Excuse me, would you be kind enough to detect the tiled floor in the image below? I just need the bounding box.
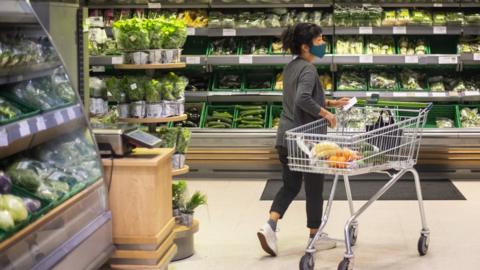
[170,179,480,270]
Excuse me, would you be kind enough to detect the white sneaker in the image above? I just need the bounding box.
[308,233,337,251]
[257,223,278,256]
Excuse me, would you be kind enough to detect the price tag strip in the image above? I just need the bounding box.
[239,55,253,64]
[393,26,407,34]
[186,56,201,65]
[18,121,31,138]
[0,128,8,147]
[222,29,236,36]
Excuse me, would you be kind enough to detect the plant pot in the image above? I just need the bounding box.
[129,101,146,118]
[162,49,182,64]
[176,98,185,115]
[89,98,108,116]
[172,154,186,169]
[146,103,163,118]
[163,100,178,117]
[181,213,193,227]
[173,208,181,217]
[117,104,129,118]
[130,51,149,65]
[148,49,163,64]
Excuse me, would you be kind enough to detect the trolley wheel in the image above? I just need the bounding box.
[337,258,352,270]
[418,234,429,256]
[349,225,358,247]
[299,253,314,270]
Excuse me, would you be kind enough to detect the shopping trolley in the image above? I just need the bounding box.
[285,101,433,270]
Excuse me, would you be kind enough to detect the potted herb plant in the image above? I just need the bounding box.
[181,191,207,227]
[126,77,146,118]
[145,79,163,118]
[173,128,191,169]
[106,77,129,118]
[172,180,187,219]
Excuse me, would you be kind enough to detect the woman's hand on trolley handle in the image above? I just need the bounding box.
[320,108,336,128]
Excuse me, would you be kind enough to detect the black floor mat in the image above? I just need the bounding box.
[260,179,466,201]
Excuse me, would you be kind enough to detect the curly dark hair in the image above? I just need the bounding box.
[281,23,323,55]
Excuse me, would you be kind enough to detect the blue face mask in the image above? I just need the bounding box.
[310,43,326,58]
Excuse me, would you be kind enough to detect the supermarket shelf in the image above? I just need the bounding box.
[461,25,480,35]
[335,26,462,35]
[118,114,188,124]
[461,53,480,64]
[206,55,333,65]
[172,165,190,176]
[0,61,62,85]
[332,91,480,101]
[333,54,460,65]
[181,55,208,65]
[461,3,480,7]
[90,55,125,66]
[0,0,36,23]
[88,3,210,9]
[209,2,332,8]
[335,2,461,8]
[206,27,334,37]
[0,104,85,159]
[113,63,186,70]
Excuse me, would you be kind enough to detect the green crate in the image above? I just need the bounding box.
[207,38,241,56]
[397,70,430,92]
[336,71,368,91]
[269,105,283,129]
[0,97,40,126]
[243,72,274,92]
[183,102,206,128]
[368,73,400,92]
[457,104,480,128]
[395,37,431,55]
[234,104,268,129]
[202,105,235,128]
[182,37,209,56]
[211,71,243,92]
[239,38,271,56]
[1,90,75,113]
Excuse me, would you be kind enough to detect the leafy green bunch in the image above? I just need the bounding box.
[113,18,150,51]
[160,16,188,49]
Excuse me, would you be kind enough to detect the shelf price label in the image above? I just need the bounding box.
[393,26,407,34]
[186,56,201,64]
[91,66,105,73]
[393,92,408,97]
[431,92,447,97]
[415,92,429,97]
[239,55,253,64]
[18,121,30,137]
[54,111,64,125]
[0,128,8,147]
[359,27,373,34]
[147,2,161,9]
[67,107,76,120]
[36,117,46,131]
[464,91,480,96]
[449,91,460,97]
[438,56,458,64]
[433,3,443,7]
[405,55,419,64]
[433,26,447,34]
[474,53,480,61]
[111,56,124,65]
[187,28,196,36]
[222,29,236,36]
[304,3,314,8]
[359,55,373,63]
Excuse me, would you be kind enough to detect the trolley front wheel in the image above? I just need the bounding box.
[337,258,353,270]
[418,234,429,256]
[299,253,314,270]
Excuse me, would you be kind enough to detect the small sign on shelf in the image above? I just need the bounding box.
[393,26,407,34]
[359,27,373,34]
[433,26,447,35]
[222,29,236,36]
[239,55,253,64]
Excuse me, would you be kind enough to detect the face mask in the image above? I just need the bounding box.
[310,43,326,58]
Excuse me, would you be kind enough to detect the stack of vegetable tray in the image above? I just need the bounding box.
[211,71,243,92]
[174,102,206,128]
[211,71,274,92]
[397,104,460,128]
[202,105,235,128]
[235,105,268,128]
[0,97,39,126]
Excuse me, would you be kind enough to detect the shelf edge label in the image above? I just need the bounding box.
[222,29,236,36]
[111,56,124,65]
[36,117,46,131]
[54,111,64,125]
[405,55,419,63]
[18,121,30,138]
[433,26,447,34]
[0,129,8,147]
[239,55,253,64]
[304,3,314,8]
[464,91,480,96]
[359,27,373,34]
[393,92,408,97]
[91,66,105,73]
[438,56,458,64]
[187,28,196,36]
[359,55,373,63]
[431,92,447,97]
[393,26,407,34]
[186,56,201,64]
[148,3,162,9]
[474,53,480,61]
[67,107,77,120]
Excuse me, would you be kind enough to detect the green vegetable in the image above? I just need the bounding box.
[105,77,125,103]
[145,79,161,103]
[7,163,42,192]
[0,97,22,122]
[176,128,191,154]
[0,195,28,223]
[113,18,150,51]
[157,127,179,148]
[0,210,14,230]
[125,77,145,102]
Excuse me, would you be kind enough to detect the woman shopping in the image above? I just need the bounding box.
[257,23,350,257]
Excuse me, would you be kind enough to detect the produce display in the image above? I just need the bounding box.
[458,36,480,54]
[272,117,280,129]
[235,105,266,129]
[184,74,210,92]
[334,4,383,27]
[365,36,395,55]
[5,133,101,202]
[8,70,76,111]
[399,69,427,91]
[398,37,428,55]
[271,40,287,54]
[370,71,397,90]
[428,76,446,92]
[319,73,333,91]
[436,118,454,128]
[209,38,239,55]
[244,73,272,90]
[410,10,433,26]
[465,13,480,25]
[0,36,57,68]
[205,108,233,128]
[156,126,192,154]
[242,38,270,55]
[175,105,203,128]
[336,36,363,55]
[275,72,283,90]
[337,71,366,91]
[112,16,187,50]
[216,72,242,90]
[460,107,480,128]
[383,9,411,26]
[339,106,381,129]
[179,10,208,28]
[0,97,23,123]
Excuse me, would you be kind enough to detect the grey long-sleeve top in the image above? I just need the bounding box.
[276,57,326,148]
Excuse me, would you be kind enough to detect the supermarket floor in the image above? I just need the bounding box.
[169,179,480,270]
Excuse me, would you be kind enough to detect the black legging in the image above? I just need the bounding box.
[270,146,325,229]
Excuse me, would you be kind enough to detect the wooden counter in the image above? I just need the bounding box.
[103,148,176,269]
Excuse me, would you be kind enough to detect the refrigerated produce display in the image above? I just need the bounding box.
[0,1,113,269]
[85,0,480,177]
